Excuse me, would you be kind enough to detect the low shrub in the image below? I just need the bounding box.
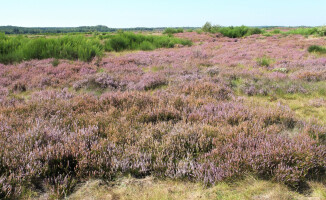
[308,45,326,54]
[295,71,325,82]
[317,26,326,36]
[0,88,324,198]
[239,79,309,96]
[104,32,191,52]
[163,28,184,34]
[46,175,77,199]
[182,81,233,100]
[202,22,213,33]
[283,28,318,36]
[51,59,60,67]
[73,73,120,90]
[271,29,281,34]
[201,22,264,38]
[130,73,167,91]
[204,132,325,188]
[272,68,288,73]
[196,29,203,34]
[139,41,155,51]
[106,36,129,52]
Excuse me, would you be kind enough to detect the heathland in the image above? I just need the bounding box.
[0,24,325,199]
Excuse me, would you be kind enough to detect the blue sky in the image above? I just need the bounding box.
[1,0,325,27]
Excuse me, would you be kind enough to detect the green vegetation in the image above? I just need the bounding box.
[0,33,102,64]
[256,56,274,67]
[269,26,326,37]
[248,91,326,126]
[163,28,184,34]
[308,45,326,54]
[51,58,60,67]
[218,26,263,38]
[0,32,192,64]
[0,25,199,35]
[271,29,281,34]
[283,27,318,36]
[104,32,192,52]
[0,25,154,34]
[196,29,203,34]
[201,22,264,38]
[317,26,326,36]
[201,22,326,38]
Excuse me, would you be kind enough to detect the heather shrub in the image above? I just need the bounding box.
[205,133,325,188]
[187,102,252,126]
[0,87,9,98]
[182,81,233,100]
[99,91,155,110]
[138,107,181,123]
[192,49,208,59]
[130,73,167,91]
[0,176,21,200]
[31,89,74,101]
[240,79,269,96]
[239,79,309,96]
[0,88,324,198]
[258,105,296,129]
[1,27,326,199]
[12,82,27,92]
[286,84,307,94]
[73,73,119,90]
[206,66,220,76]
[294,71,326,82]
[46,175,77,199]
[303,122,326,145]
[151,123,214,178]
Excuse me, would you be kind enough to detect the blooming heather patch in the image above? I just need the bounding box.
[0,34,326,199]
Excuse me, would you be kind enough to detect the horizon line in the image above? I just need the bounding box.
[0,25,321,29]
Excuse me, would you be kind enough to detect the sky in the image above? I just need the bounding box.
[1,0,325,28]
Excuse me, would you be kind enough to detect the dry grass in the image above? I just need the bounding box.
[247,94,326,125]
[65,176,326,200]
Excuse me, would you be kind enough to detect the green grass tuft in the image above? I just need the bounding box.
[308,45,326,54]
